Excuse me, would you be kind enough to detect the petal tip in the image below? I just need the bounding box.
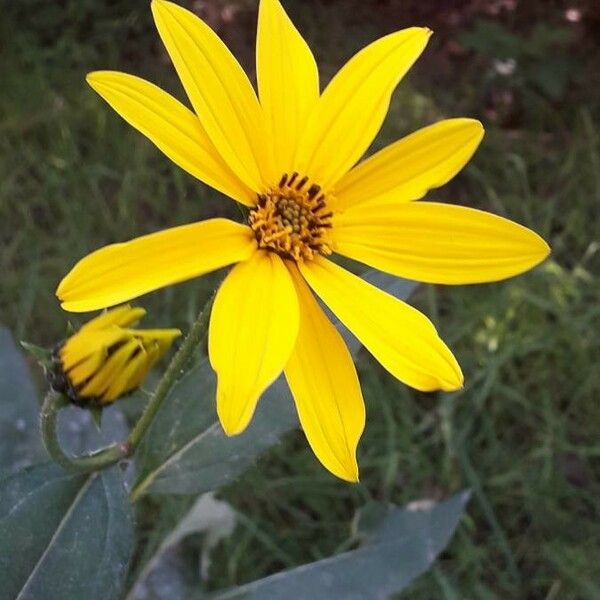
[150,0,165,19]
[538,237,551,259]
[460,118,485,143]
[219,413,247,437]
[151,0,174,17]
[440,376,464,393]
[451,367,465,391]
[333,460,360,483]
[440,354,464,391]
[447,376,465,392]
[86,71,112,93]
[60,301,89,314]
[216,387,253,437]
[526,230,551,268]
[217,402,244,437]
[220,424,238,437]
[471,118,485,135]
[347,468,360,484]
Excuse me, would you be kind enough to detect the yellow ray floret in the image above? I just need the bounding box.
[333,201,550,284]
[53,306,181,406]
[285,266,364,482]
[208,251,299,435]
[56,0,550,480]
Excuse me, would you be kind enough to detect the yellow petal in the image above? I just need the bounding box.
[79,305,146,333]
[151,0,271,190]
[79,339,140,399]
[295,28,431,190]
[335,119,484,208]
[103,353,143,402]
[333,201,551,284]
[132,329,182,345]
[209,251,299,435]
[86,71,253,205]
[285,265,364,482]
[123,347,159,394]
[256,0,319,175]
[65,350,106,387]
[299,257,463,392]
[103,343,161,402]
[57,219,256,312]
[61,328,126,371]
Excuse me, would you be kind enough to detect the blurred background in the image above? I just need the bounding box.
[1,0,599,597]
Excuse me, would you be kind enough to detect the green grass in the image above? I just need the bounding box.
[2,1,599,598]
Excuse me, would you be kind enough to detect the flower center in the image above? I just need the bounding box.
[249,172,333,261]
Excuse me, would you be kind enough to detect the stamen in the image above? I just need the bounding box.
[295,175,308,190]
[307,184,321,199]
[248,174,334,262]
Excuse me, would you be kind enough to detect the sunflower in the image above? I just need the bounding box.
[57,0,549,480]
[50,305,181,406]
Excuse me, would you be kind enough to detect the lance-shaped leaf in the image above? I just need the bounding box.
[210,491,470,600]
[132,269,417,498]
[0,327,45,472]
[132,362,297,498]
[0,463,134,600]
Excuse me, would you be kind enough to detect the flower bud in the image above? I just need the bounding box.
[48,305,181,407]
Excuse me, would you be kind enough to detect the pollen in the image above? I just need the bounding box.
[249,172,333,261]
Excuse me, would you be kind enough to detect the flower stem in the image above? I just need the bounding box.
[126,297,212,452]
[39,296,213,475]
[41,390,127,472]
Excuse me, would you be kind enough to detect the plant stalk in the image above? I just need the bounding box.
[126,297,212,451]
[41,390,127,472]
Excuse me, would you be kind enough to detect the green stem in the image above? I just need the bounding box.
[40,296,213,475]
[41,390,127,472]
[126,297,212,451]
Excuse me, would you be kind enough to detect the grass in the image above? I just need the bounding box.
[2,1,599,598]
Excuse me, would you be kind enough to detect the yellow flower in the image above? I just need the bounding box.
[56,0,549,480]
[51,305,181,406]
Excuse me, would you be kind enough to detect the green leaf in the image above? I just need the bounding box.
[132,362,297,497]
[0,462,134,600]
[0,327,45,472]
[132,270,416,498]
[210,491,470,600]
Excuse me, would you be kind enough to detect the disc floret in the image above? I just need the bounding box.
[249,172,333,261]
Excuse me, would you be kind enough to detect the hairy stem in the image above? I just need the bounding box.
[127,297,212,452]
[40,390,127,472]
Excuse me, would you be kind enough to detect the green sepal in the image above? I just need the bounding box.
[90,406,103,430]
[19,341,53,370]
